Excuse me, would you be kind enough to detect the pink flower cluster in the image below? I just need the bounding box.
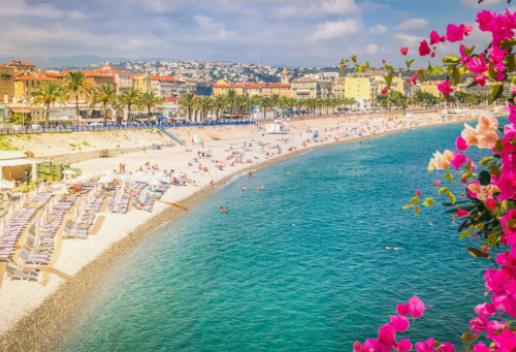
[353,296,453,352]
[405,9,515,95]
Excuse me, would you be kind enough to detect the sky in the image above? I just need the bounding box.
[0,0,511,67]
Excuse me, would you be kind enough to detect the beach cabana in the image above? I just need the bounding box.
[0,151,43,183]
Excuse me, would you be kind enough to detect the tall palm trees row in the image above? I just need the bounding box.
[179,91,355,122]
[30,71,163,127]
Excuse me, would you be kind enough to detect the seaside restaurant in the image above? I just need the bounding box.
[0,151,42,187]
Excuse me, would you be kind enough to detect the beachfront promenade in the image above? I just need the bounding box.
[0,110,487,350]
[0,120,256,136]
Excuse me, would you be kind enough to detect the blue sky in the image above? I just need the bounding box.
[0,0,511,67]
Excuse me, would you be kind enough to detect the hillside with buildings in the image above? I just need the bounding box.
[0,58,498,126]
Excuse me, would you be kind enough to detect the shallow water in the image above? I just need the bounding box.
[60,123,488,351]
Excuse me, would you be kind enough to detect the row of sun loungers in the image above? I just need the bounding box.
[7,196,76,281]
[64,193,105,240]
[0,208,36,262]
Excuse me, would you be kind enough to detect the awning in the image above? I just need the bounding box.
[0,158,44,167]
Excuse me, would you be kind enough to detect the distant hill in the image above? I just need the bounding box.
[0,55,129,69]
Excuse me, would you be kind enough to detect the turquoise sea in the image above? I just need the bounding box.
[60,123,488,351]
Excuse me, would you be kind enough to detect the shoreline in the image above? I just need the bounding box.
[0,112,479,351]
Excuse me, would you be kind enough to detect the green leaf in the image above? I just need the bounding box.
[351,54,357,63]
[453,66,461,85]
[446,191,457,205]
[443,172,454,181]
[468,247,490,258]
[479,156,494,166]
[459,231,469,239]
[384,71,393,88]
[438,187,449,195]
[422,197,435,207]
[499,38,516,50]
[489,83,503,104]
[442,55,460,64]
[405,59,414,69]
[461,331,477,346]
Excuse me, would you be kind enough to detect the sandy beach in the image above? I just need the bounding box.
[0,111,486,351]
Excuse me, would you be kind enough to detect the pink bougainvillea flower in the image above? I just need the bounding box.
[432,180,442,186]
[397,296,427,318]
[415,338,435,352]
[438,342,456,352]
[469,316,487,332]
[463,25,473,36]
[381,87,389,96]
[485,197,497,210]
[472,342,490,352]
[427,149,454,171]
[398,338,413,352]
[446,24,466,42]
[400,47,409,56]
[473,74,487,87]
[450,152,467,171]
[377,324,397,350]
[494,72,506,81]
[474,302,497,319]
[437,80,453,96]
[466,53,488,74]
[476,10,493,31]
[455,136,468,151]
[415,189,422,197]
[457,208,469,218]
[389,315,410,333]
[429,30,444,45]
[418,40,431,56]
[409,74,418,86]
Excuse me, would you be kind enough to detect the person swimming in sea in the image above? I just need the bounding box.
[219,206,229,214]
[242,186,248,192]
[385,246,404,251]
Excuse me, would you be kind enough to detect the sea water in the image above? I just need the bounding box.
[61,123,488,351]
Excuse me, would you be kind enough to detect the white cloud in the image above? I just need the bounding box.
[395,18,428,31]
[273,0,358,18]
[310,19,361,41]
[193,15,237,40]
[365,44,379,54]
[370,24,388,34]
[0,0,87,20]
[321,0,359,15]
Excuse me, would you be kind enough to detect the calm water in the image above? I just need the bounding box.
[60,124,488,352]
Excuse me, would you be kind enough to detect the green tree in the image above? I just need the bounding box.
[211,94,227,121]
[92,84,116,125]
[119,88,141,124]
[140,91,164,122]
[65,71,88,120]
[179,92,195,122]
[30,82,66,128]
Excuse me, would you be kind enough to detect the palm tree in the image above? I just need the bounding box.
[211,94,227,121]
[93,84,116,125]
[65,71,88,120]
[225,90,238,118]
[140,91,164,122]
[196,96,212,122]
[257,96,273,120]
[31,82,66,128]
[120,88,141,124]
[236,95,252,119]
[179,92,195,122]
